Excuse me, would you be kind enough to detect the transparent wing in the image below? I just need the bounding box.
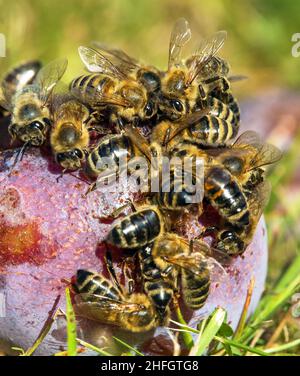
[92,41,139,72]
[233,131,282,170]
[35,58,68,103]
[73,294,144,323]
[187,30,227,85]
[168,18,191,69]
[247,180,271,220]
[78,46,127,80]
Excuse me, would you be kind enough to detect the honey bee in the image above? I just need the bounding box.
[138,244,175,319]
[72,266,163,332]
[91,42,162,95]
[150,233,211,310]
[1,58,67,146]
[208,131,281,254]
[174,131,281,254]
[106,205,166,249]
[50,99,91,171]
[159,18,240,146]
[85,133,141,179]
[0,60,42,119]
[70,46,159,129]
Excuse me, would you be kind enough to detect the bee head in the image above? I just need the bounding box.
[17,117,50,146]
[56,148,84,170]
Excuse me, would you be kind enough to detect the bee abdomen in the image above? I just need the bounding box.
[3,60,42,93]
[107,208,162,248]
[86,134,134,178]
[72,269,120,301]
[139,245,175,312]
[182,267,210,309]
[70,74,110,103]
[205,167,250,228]
[190,114,233,146]
[158,169,200,209]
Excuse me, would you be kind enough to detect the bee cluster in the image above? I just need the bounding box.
[0,19,281,333]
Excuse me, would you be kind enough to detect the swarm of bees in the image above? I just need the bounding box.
[0,18,282,333]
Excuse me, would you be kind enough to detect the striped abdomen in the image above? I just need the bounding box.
[157,168,202,210]
[70,74,112,104]
[85,134,135,178]
[139,245,175,315]
[3,60,42,95]
[188,97,238,146]
[106,208,162,249]
[72,269,121,302]
[182,261,210,309]
[205,166,250,229]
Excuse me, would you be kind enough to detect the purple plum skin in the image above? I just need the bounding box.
[0,147,268,356]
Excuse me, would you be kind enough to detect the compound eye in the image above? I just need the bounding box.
[73,149,83,159]
[171,100,183,112]
[43,117,51,126]
[144,102,154,117]
[56,153,66,163]
[29,121,44,131]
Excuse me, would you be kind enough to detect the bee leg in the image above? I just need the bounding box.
[104,248,124,295]
[83,181,97,197]
[8,142,29,176]
[56,169,67,183]
[122,256,136,295]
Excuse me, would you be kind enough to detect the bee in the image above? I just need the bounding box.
[85,133,141,179]
[91,42,162,95]
[72,263,163,332]
[70,46,159,129]
[159,18,240,146]
[1,58,67,146]
[0,60,42,119]
[106,205,166,249]
[138,244,175,319]
[208,131,281,254]
[50,99,91,171]
[150,233,211,310]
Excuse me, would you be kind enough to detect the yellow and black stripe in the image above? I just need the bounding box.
[106,207,162,249]
[182,261,210,309]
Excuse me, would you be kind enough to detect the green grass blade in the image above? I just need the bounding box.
[175,306,194,349]
[214,336,268,356]
[189,308,226,356]
[112,336,144,356]
[65,288,77,356]
[240,255,300,343]
[264,339,300,354]
[76,339,113,356]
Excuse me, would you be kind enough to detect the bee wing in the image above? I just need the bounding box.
[35,58,68,104]
[91,41,139,72]
[248,180,271,220]
[168,18,191,70]
[187,30,227,85]
[164,107,210,145]
[78,46,127,80]
[73,295,144,323]
[233,131,282,170]
[70,83,132,108]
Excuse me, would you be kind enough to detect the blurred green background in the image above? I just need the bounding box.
[0,0,300,96]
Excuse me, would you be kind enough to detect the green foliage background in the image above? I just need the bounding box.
[0,0,299,95]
